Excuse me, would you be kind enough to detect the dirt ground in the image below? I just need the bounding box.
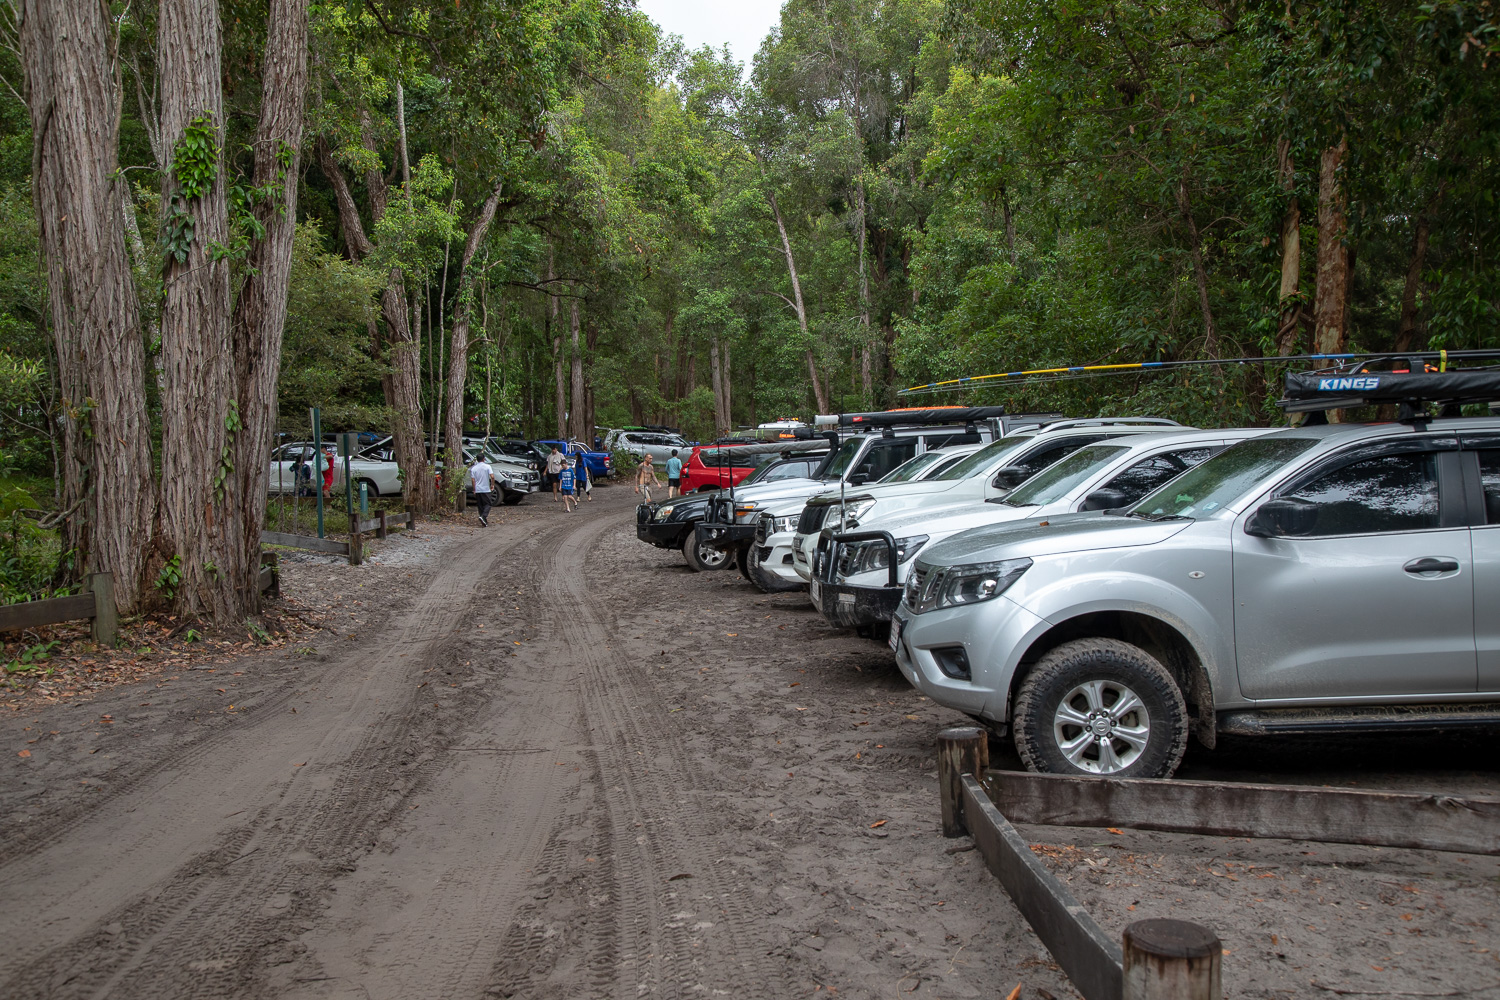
[1,483,1496,999]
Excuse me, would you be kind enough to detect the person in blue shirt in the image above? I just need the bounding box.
[558,463,577,512]
[665,449,683,498]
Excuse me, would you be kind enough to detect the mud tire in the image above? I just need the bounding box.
[1012,638,1188,779]
[747,545,802,594]
[682,536,732,572]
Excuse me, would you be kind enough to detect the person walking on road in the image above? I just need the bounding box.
[635,454,660,502]
[574,449,591,502]
[469,453,498,526]
[545,445,566,502]
[665,449,683,498]
[559,462,577,512]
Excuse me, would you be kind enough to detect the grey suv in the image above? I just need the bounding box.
[891,418,1500,778]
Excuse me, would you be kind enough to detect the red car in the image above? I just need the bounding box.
[680,443,763,492]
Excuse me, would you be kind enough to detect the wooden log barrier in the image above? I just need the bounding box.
[88,572,117,645]
[987,770,1500,856]
[1123,920,1221,1000]
[347,513,363,567]
[260,530,349,556]
[960,773,1124,1000]
[377,510,388,539]
[937,726,989,837]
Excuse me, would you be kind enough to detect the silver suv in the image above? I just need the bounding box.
[891,418,1500,778]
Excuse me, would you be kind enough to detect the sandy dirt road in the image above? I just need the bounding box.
[1,488,1067,1000]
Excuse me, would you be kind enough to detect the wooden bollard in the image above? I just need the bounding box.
[377,510,388,539]
[348,513,363,566]
[1123,919,1221,1000]
[937,726,989,837]
[88,572,118,646]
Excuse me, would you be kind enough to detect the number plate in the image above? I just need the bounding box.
[809,578,821,607]
[888,615,903,652]
[792,536,804,555]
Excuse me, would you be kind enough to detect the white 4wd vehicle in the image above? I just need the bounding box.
[892,416,1500,779]
[789,419,1183,582]
[268,442,403,497]
[807,428,1272,628]
[744,443,984,593]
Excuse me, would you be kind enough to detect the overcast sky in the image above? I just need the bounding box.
[636,0,785,72]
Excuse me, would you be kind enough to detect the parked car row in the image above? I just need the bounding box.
[634,387,1500,780]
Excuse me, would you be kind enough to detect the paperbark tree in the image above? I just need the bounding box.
[569,296,585,442]
[1313,138,1351,355]
[1275,139,1304,356]
[442,180,505,496]
[1175,174,1218,358]
[17,0,157,611]
[224,0,311,614]
[156,0,234,616]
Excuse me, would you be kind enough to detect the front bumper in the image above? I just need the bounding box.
[636,504,692,548]
[809,579,903,628]
[695,521,755,551]
[891,597,1048,723]
[754,532,804,585]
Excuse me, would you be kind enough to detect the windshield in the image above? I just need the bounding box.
[1005,445,1129,507]
[933,435,1034,481]
[820,439,865,479]
[882,451,945,483]
[1130,436,1319,519]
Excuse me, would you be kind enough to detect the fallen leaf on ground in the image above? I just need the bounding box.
[1107,827,1124,835]
[1005,985,1022,1000]
[789,682,800,687]
[17,749,30,758]
[869,820,887,828]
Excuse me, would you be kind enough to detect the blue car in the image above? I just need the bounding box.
[533,439,613,479]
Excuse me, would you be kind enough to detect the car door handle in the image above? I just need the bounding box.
[1403,557,1459,574]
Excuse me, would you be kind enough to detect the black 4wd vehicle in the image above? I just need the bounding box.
[636,452,827,572]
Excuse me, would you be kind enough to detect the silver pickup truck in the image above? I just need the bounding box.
[892,418,1500,778]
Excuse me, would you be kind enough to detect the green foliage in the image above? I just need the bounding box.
[155,555,183,600]
[5,640,59,675]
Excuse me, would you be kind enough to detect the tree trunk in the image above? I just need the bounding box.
[158,0,234,617]
[1313,138,1351,356]
[549,257,565,440]
[569,296,585,443]
[19,0,158,612]
[766,189,828,412]
[722,340,731,429]
[1393,213,1432,354]
[855,180,873,405]
[442,181,504,483]
[710,331,726,435]
[1275,140,1303,356]
[1001,185,1017,265]
[1175,174,1218,358]
[224,0,310,619]
[316,138,432,511]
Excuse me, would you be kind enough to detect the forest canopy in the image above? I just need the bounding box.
[0,0,1496,615]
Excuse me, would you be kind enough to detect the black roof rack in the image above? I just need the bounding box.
[1279,359,1500,414]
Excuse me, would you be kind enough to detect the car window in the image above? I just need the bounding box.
[1479,451,1500,524]
[1003,445,1129,507]
[853,440,917,481]
[928,453,971,478]
[933,435,1034,481]
[1131,437,1320,519]
[1004,435,1111,481]
[1280,450,1441,535]
[923,431,982,449]
[881,451,944,483]
[1099,447,1213,505]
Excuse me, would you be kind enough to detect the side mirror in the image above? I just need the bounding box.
[1246,497,1319,538]
[1080,488,1131,512]
[847,474,869,486]
[991,466,1030,490]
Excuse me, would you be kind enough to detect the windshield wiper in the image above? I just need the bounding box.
[1128,511,1191,522]
[1000,499,1039,508]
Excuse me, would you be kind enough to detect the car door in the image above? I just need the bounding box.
[1232,438,1476,700]
[981,433,1111,499]
[1464,438,1500,691]
[848,438,917,484]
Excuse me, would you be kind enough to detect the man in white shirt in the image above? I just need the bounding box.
[545,445,566,502]
[469,455,498,526]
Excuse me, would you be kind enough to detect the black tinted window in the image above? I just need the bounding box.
[853,440,918,481]
[924,431,982,449]
[1283,451,1441,535]
[1007,435,1108,480]
[1103,448,1212,505]
[1479,451,1500,524]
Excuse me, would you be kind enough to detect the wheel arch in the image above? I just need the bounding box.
[1008,610,1218,749]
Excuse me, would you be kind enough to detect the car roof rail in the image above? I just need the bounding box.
[812,405,1010,429]
[1034,417,1182,432]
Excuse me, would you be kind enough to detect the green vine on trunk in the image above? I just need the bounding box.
[213,400,242,502]
[160,112,221,269]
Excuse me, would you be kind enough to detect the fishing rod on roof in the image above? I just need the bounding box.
[897,349,1500,397]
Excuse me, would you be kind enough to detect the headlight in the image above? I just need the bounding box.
[905,558,1031,614]
[828,498,876,529]
[655,505,676,521]
[770,514,798,534]
[835,535,929,579]
[733,502,761,521]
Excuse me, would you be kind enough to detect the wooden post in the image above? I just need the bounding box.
[260,551,281,598]
[348,513,363,566]
[1123,919,1221,1000]
[88,572,117,646]
[937,726,989,837]
[377,509,388,539]
[406,511,416,534]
